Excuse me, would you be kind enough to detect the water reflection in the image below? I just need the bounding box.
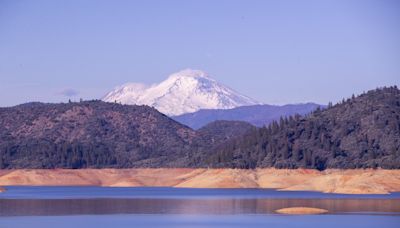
[1,198,399,216]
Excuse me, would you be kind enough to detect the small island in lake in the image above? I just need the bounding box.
[276,207,329,215]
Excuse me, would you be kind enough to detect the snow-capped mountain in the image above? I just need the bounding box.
[102,69,260,116]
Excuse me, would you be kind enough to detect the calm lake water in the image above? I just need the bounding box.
[0,186,399,228]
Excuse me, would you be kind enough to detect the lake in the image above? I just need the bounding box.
[0,186,399,227]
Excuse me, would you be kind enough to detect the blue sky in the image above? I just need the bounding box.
[0,0,399,106]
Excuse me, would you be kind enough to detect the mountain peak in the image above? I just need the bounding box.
[103,69,260,116]
[167,69,210,80]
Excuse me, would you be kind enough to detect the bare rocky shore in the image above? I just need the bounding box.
[0,168,399,194]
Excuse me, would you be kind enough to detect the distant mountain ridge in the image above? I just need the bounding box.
[173,103,323,129]
[103,69,260,115]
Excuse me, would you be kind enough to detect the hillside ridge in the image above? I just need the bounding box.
[1,86,399,170]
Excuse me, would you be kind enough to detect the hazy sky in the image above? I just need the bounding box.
[1,0,399,106]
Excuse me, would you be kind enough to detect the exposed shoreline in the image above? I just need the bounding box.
[1,168,399,194]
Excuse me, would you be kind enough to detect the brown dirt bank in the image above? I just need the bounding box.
[0,169,399,194]
[275,207,328,214]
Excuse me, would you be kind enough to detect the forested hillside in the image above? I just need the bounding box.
[0,87,399,170]
[207,87,400,170]
[0,101,196,168]
[0,101,251,168]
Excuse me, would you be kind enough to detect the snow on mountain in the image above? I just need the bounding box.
[102,69,260,116]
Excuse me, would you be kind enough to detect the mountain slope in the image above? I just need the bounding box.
[173,103,323,129]
[206,86,400,170]
[102,69,259,115]
[0,101,196,168]
[0,101,252,169]
[186,120,256,167]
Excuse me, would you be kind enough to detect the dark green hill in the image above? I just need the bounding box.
[208,86,400,170]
